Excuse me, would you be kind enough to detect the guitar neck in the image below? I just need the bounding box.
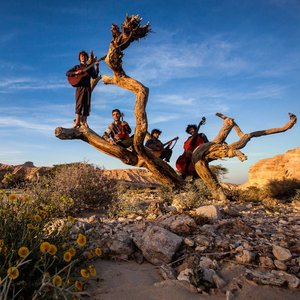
[83,55,107,72]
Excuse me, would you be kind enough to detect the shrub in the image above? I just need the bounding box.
[0,191,102,299]
[261,179,300,201]
[24,162,115,215]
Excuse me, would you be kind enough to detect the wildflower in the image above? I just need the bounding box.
[76,233,87,247]
[68,247,76,257]
[18,246,30,258]
[34,214,42,222]
[40,242,51,254]
[8,194,18,201]
[52,275,62,287]
[80,269,89,278]
[7,267,19,280]
[67,216,76,223]
[21,195,30,203]
[63,251,72,263]
[88,265,97,276]
[95,247,103,256]
[75,280,83,291]
[27,223,35,230]
[49,244,57,255]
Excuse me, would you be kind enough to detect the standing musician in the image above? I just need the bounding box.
[66,50,99,128]
[145,129,174,162]
[103,109,133,148]
[176,124,208,179]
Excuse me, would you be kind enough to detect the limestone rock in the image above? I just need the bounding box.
[195,205,221,221]
[242,147,300,188]
[272,244,292,261]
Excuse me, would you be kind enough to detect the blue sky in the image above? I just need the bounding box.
[1,0,299,184]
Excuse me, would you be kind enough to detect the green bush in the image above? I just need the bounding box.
[0,191,102,299]
[24,162,115,216]
[261,179,300,201]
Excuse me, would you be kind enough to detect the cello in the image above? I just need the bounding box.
[175,117,206,176]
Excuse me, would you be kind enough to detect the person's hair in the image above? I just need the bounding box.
[151,129,162,135]
[112,109,121,115]
[78,50,88,61]
[185,124,197,134]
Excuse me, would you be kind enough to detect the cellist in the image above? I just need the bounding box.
[176,124,208,179]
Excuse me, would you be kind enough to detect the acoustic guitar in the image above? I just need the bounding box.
[67,55,106,87]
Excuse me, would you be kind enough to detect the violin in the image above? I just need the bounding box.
[175,117,206,176]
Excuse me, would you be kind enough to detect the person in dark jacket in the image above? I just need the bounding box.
[66,50,99,128]
[145,129,173,162]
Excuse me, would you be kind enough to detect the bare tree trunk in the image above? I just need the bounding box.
[193,113,297,201]
[55,14,297,202]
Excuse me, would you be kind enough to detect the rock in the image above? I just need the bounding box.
[106,231,136,257]
[235,250,256,264]
[274,260,287,271]
[160,214,197,235]
[259,256,275,269]
[177,268,194,282]
[184,237,195,247]
[271,270,300,289]
[133,225,183,265]
[159,265,177,280]
[272,244,292,261]
[242,147,300,188]
[195,205,221,221]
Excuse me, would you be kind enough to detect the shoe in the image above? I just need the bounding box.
[73,123,81,128]
[82,123,89,128]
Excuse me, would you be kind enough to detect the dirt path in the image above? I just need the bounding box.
[87,259,220,300]
[87,259,300,300]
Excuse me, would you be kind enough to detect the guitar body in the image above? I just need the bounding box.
[67,68,89,87]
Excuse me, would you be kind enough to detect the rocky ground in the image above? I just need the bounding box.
[67,186,300,299]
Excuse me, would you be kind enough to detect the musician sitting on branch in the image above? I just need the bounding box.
[176,124,209,179]
[102,109,133,148]
[66,50,99,128]
[145,129,174,162]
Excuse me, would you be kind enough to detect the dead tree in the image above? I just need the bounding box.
[55,15,297,201]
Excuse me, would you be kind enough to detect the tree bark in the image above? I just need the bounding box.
[55,14,297,202]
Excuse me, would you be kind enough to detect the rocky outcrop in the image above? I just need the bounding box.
[242,147,300,188]
[0,161,50,183]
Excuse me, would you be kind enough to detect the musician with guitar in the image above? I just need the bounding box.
[102,109,133,148]
[176,117,208,179]
[145,129,178,162]
[66,50,99,128]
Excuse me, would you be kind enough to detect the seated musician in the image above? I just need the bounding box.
[102,109,133,148]
[176,124,209,179]
[145,129,173,162]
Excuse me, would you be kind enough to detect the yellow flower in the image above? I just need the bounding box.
[67,216,76,223]
[95,247,103,257]
[34,214,42,222]
[21,195,30,203]
[8,194,18,201]
[52,275,62,287]
[63,251,72,262]
[75,280,83,291]
[40,242,51,253]
[76,234,87,247]
[18,246,30,258]
[7,267,19,280]
[88,265,97,276]
[80,269,89,278]
[68,247,76,257]
[27,223,35,230]
[49,244,57,255]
